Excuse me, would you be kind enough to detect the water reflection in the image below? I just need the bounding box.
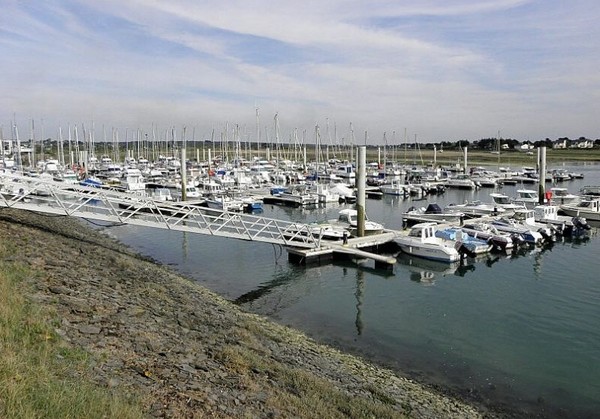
[233,264,306,305]
[354,269,365,336]
[395,252,476,285]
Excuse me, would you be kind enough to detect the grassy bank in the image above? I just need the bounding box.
[0,210,492,418]
[0,238,142,418]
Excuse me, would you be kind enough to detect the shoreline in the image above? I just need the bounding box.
[0,208,515,417]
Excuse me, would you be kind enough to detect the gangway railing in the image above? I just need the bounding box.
[0,172,323,249]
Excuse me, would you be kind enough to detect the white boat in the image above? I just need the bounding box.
[513,189,540,209]
[560,198,600,221]
[263,188,319,207]
[445,173,477,189]
[394,222,462,263]
[283,222,348,241]
[170,185,202,201]
[329,183,356,203]
[549,187,579,205]
[380,178,407,196]
[445,200,506,218]
[490,215,546,245]
[460,222,519,251]
[434,227,492,255]
[313,183,341,203]
[489,192,526,212]
[533,205,591,237]
[470,169,500,187]
[550,168,572,182]
[330,209,384,236]
[204,194,245,212]
[580,185,600,197]
[120,168,146,192]
[335,163,355,180]
[402,203,465,227]
[510,208,557,241]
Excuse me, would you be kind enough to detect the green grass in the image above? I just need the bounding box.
[0,241,142,419]
[215,328,407,419]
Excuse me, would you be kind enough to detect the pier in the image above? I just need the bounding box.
[0,172,397,269]
[286,232,397,269]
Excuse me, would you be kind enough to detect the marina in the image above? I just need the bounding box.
[4,3,600,417]
[2,148,600,417]
[77,160,600,418]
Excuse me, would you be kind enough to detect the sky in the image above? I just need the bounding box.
[1,0,600,145]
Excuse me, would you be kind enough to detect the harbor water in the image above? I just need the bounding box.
[101,162,600,418]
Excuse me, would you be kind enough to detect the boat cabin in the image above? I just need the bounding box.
[338,209,359,225]
[534,205,559,220]
[408,223,437,241]
[575,199,600,212]
[490,193,512,205]
[512,209,536,223]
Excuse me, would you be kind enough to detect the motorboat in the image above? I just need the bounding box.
[445,200,506,218]
[380,178,408,196]
[548,187,579,205]
[490,215,546,245]
[513,189,540,209]
[330,209,384,236]
[204,194,245,212]
[560,198,600,222]
[445,173,478,189]
[460,222,519,251]
[489,192,526,212]
[580,185,600,197]
[510,208,557,242]
[533,205,591,237]
[283,222,348,242]
[434,227,492,255]
[402,203,465,227]
[394,222,464,263]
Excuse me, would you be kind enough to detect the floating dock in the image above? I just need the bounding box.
[286,231,398,270]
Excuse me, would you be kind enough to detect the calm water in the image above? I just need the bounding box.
[101,162,600,418]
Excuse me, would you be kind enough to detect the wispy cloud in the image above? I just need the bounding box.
[1,0,599,142]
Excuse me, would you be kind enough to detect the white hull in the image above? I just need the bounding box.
[560,198,600,221]
[560,207,600,221]
[395,223,461,263]
[395,238,461,263]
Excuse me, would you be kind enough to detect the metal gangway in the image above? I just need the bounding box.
[0,172,324,249]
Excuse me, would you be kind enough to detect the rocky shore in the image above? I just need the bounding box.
[0,208,504,418]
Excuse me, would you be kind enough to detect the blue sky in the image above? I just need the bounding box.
[2,0,599,144]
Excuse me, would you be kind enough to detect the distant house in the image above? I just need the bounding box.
[553,139,568,149]
[573,139,594,149]
[520,143,534,151]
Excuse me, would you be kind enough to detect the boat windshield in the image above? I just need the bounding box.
[492,195,510,204]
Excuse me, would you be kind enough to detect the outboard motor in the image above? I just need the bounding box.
[572,216,592,237]
[511,233,526,247]
[537,227,555,243]
[456,243,477,259]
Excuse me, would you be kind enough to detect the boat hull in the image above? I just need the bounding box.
[395,237,461,263]
[559,207,600,221]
